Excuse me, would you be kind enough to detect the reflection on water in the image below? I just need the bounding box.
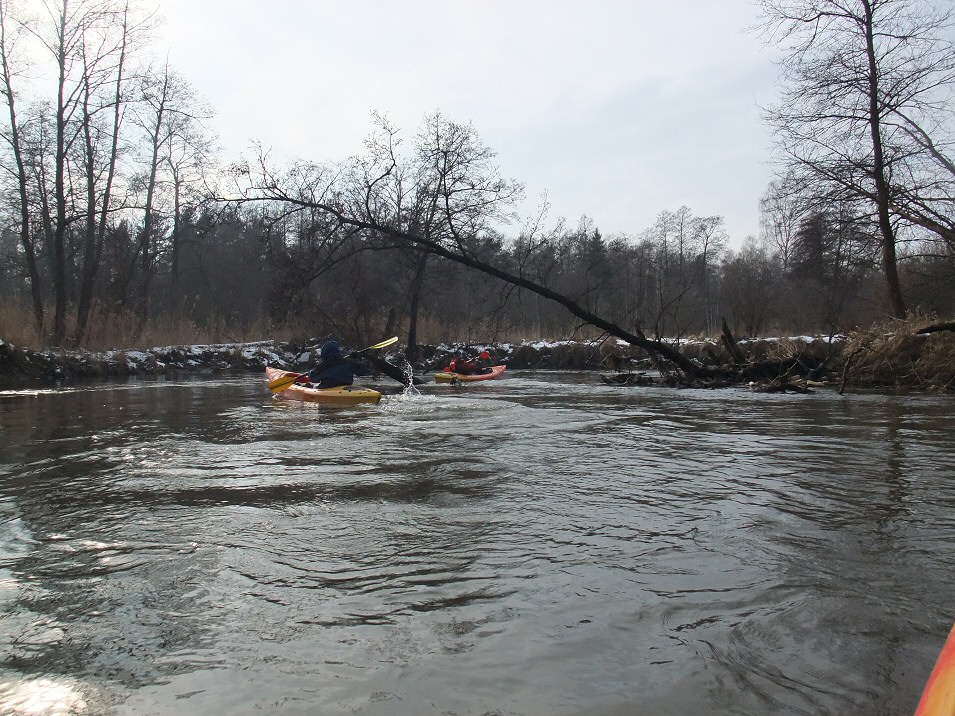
[1,372,954,715]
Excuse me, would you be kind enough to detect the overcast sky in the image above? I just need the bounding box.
[154,1,781,246]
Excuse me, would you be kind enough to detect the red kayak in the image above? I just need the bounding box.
[434,365,506,383]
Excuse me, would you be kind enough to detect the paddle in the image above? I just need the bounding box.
[364,352,429,387]
[268,336,399,393]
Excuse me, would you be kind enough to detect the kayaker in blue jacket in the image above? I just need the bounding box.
[297,340,369,389]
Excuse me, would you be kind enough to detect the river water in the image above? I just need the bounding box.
[0,371,953,715]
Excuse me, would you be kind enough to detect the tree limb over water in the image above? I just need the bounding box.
[224,114,853,388]
[227,115,712,381]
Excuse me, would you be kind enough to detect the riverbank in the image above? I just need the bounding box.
[0,337,564,384]
[1,318,952,392]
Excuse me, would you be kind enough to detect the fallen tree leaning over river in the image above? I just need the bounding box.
[226,120,842,390]
[213,114,955,392]
[231,188,837,388]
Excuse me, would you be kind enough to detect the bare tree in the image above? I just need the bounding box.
[759,178,804,270]
[74,1,143,344]
[0,0,43,329]
[125,59,209,335]
[230,114,709,378]
[161,80,216,303]
[889,104,955,248]
[24,0,141,344]
[720,238,782,337]
[757,0,955,319]
[643,207,726,339]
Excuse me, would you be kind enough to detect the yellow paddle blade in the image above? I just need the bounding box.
[268,373,302,393]
[366,336,398,351]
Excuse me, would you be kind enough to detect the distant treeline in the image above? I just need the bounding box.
[0,0,953,352]
[2,202,953,351]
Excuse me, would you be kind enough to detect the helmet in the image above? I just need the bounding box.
[479,351,490,359]
[321,340,342,359]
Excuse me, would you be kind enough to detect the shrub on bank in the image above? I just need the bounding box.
[841,318,955,391]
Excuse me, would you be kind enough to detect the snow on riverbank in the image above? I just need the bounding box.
[0,334,849,386]
[0,338,305,383]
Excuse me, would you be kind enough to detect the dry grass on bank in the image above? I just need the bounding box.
[0,300,555,352]
[0,300,289,351]
[0,301,41,348]
[842,316,955,391]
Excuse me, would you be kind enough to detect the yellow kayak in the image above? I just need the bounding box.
[265,367,382,405]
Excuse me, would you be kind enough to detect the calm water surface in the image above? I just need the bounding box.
[0,371,953,715]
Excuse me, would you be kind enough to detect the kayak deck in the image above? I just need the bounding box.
[265,367,382,404]
[916,622,955,715]
[434,365,507,383]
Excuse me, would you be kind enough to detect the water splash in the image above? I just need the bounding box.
[402,360,422,398]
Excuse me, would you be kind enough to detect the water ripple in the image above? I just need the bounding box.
[0,374,953,714]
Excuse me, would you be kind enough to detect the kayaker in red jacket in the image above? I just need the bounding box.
[449,350,492,375]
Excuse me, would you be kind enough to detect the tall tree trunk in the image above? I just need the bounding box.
[0,1,43,331]
[135,63,170,340]
[406,252,428,362]
[76,115,97,344]
[75,6,128,345]
[865,0,906,318]
[170,172,182,301]
[51,9,68,346]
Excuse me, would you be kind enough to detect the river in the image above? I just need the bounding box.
[0,371,953,715]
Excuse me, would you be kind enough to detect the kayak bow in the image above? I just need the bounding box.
[916,622,955,716]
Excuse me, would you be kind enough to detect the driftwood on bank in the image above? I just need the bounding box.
[600,372,655,386]
[721,318,746,365]
[587,319,837,391]
[643,323,833,390]
[915,321,955,335]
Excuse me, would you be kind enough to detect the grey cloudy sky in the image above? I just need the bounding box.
[155,1,781,246]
